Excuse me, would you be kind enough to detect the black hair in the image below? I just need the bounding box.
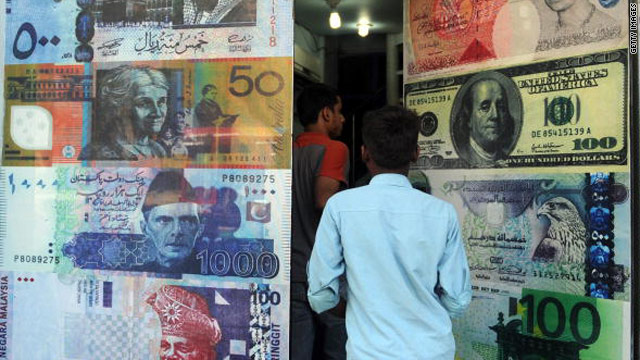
[202,84,217,96]
[296,83,340,127]
[362,106,419,170]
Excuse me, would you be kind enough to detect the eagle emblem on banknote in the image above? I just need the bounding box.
[532,197,587,264]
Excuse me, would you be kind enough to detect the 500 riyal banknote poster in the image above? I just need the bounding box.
[5,0,293,64]
[0,272,288,360]
[404,0,628,79]
[0,167,291,282]
[405,49,627,170]
[3,57,292,168]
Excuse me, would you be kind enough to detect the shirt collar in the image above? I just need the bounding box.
[369,173,412,188]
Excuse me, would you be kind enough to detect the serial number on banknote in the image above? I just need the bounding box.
[14,255,60,264]
[532,270,583,282]
[222,174,277,184]
[407,94,452,106]
[532,127,592,138]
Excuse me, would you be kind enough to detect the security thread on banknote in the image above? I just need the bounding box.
[405,49,627,170]
[0,272,288,359]
[405,0,628,78]
[2,57,293,169]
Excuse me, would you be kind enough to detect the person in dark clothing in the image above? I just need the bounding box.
[291,83,348,360]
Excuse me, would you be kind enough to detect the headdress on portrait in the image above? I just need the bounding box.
[142,170,197,214]
[146,285,222,345]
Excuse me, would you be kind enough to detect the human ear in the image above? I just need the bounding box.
[411,145,420,162]
[361,145,370,162]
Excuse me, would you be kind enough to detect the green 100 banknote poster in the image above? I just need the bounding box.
[453,287,630,359]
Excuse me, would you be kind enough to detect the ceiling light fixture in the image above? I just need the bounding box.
[357,22,372,37]
[326,0,341,29]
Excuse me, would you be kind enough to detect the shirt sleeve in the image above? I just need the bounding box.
[437,205,472,319]
[317,141,349,185]
[307,200,344,313]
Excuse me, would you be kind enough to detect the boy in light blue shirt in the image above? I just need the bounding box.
[307,106,472,359]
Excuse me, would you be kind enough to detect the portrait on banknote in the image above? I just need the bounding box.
[78,65,173,161]
[138,171,204,274]
[147,285,222,360]
[405,49,627,170]
[174,0,258,28]
[95,0,257,28]
[535,0,621,52]
[450,71,522,167]
[404,0,627,78]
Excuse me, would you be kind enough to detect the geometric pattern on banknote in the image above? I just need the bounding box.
[64,313,150,360]
[5,0,292,64]
[3,58,292,169]
[249,283,274,359]
[585,172,627,299]
[62,233,153,269]
[405,50,627,170]
[62,233,279,278]
[405,0,627,78]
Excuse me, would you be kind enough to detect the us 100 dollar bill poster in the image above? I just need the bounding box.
[405,49,627,170]
[5,0,293,64]
[404,0,628,80]
[2,57,292,168]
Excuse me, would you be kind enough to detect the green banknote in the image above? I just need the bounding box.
[428,171,630,299]
[453,287,630,359]
[405,49,627,170]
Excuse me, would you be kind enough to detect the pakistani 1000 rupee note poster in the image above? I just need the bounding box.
[0,167,291,283]
[2,57,292,169]
[0,271,288,359]
[405,49,627,170]
[5,0,293,64]
[404,0,628,79]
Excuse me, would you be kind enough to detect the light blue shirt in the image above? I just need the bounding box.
[307,173,472,359]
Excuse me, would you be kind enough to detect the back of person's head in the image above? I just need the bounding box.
[296,83,339,127]
[362,106,419,170]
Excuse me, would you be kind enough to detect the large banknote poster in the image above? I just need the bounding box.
[429,171,630,300]
[0,167,291,282]
[424,169,632,358]
[453,286,630,359]
[0,271,288,359]
[405,49,627,170]
[5,0,293,64]
[404,0,628,79]
[2,57,292,168]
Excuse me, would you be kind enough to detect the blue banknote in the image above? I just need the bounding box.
[0,166,290,282]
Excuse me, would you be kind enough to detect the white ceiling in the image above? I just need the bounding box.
[294,0,403,36]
